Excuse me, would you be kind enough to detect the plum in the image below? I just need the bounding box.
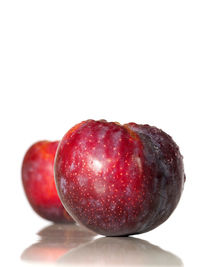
[54,120,185,236]
[22,141,74,223]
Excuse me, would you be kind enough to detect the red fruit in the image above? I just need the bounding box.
[54,120,185,236]
[22,141,74,223]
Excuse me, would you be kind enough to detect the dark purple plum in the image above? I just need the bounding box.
[54,120,185,236]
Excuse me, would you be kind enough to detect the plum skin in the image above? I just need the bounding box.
[22,141,74,223]
[54,120,185,236]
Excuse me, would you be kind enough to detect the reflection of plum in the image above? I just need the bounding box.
[37,223,95,243]
[21,243,67,262]
[57,237,183,266]
[21,224,95,263]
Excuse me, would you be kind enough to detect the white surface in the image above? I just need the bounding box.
[0,1,199,266]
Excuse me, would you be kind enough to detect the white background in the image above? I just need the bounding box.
[0,1,199,266]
